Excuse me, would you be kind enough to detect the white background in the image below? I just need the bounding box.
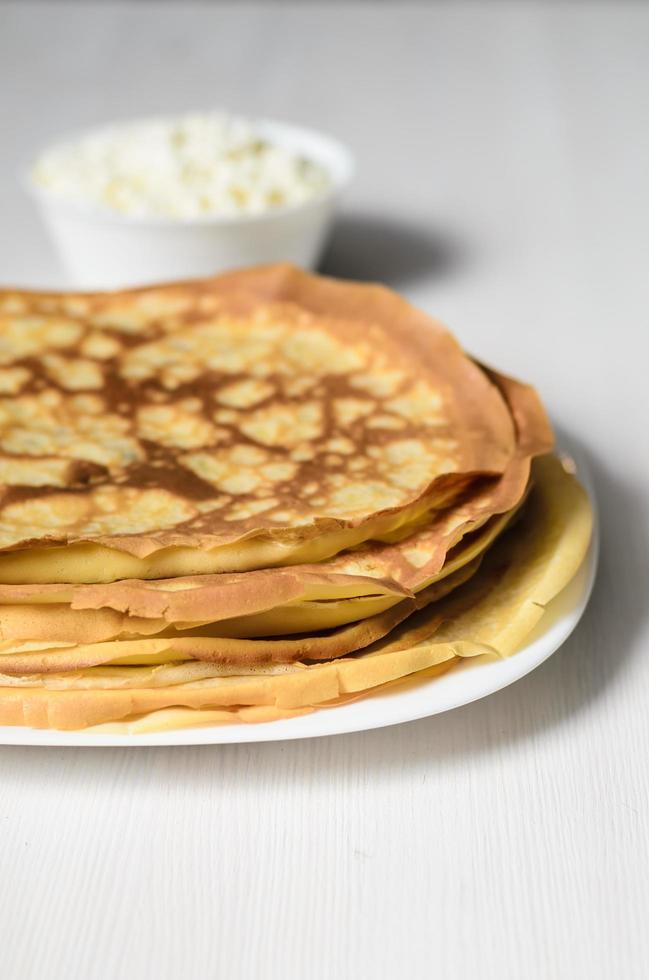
[1,2,648,978]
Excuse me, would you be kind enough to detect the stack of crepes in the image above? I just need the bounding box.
[0,264,592,732]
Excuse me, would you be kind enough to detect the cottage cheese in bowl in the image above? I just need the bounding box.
[27,112,353,288]
[32,113,332,220]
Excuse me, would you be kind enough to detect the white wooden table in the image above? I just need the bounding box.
[1,3,648,977]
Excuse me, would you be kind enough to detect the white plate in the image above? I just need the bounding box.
[0,449,597,747]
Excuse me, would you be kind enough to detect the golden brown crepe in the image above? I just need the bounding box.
[0,559,481,674]
[0,366,550,653]
[0,506,511,648]
[0,264,517,583]
[0,456,593,730]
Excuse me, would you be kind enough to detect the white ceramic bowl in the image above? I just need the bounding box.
[25,118,354,290]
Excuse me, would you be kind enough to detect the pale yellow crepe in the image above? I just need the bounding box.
[0,455,593,731]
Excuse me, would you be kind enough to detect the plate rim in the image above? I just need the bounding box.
[0,446,598,747]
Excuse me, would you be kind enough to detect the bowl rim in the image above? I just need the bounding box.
[23,113,355,229]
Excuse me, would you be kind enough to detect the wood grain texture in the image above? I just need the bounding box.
[1,2,648,978]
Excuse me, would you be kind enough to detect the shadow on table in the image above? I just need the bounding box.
[320,210,469,287]
[3,432,644,780]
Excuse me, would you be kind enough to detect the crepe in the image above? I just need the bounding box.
[0,366,550,653]
[0,506,511,648]
[0,558,482,673]
[0,264,517,583]
[0,455,593,730]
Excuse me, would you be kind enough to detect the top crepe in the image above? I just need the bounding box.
[0,264,516,583]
